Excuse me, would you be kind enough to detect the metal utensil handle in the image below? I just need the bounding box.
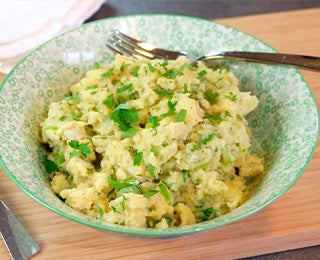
[203,51,320,71]
[0,200,40,260]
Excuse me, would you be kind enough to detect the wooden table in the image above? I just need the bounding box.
[0,8,319,260]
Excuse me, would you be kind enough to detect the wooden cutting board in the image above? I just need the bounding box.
[0,8,319,260]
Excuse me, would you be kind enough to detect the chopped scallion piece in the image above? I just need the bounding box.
[150,145,159,156]
[123,127,138,138]
[130,65,140,77]
[117,185,141,197]
[143,189,159,198]
[146,164,156,179]
[85,85,97,90]
[117,83,132,93]
[108,176,133,189]
[204,90,219,104]
[94,205,104,217]
[93,61,100,69]
[103,94,114,108]
[148,63,156,72]
[68,140,91,157]
[101,68,113,79]
[198,70,207,78]
[202,207,213,220]
[198,132,216,144]
[42,157,58,173]
[59,115,68,121]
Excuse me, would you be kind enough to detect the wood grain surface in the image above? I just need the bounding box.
[0,8,319,260]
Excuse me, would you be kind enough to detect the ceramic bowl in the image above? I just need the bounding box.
[0,15,318,237]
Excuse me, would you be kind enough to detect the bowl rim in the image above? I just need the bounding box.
[0,13,319,237]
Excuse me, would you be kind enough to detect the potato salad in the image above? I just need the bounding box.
[40,54,264,228]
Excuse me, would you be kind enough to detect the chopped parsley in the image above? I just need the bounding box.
[198,70,207,78]
[202,207,214,220]
[226,91,237,101]
[161,100,177,118]
[176,109,187,122]
[198,132,216,145]
[204,89,219,104]
[42,157,58,173]
[152,88,173,97]
[150,145,159,156]
[204,113,223,124]
[71,109,80,121]
[146,116,159,128]
[162,64,188,79]
[68,140,91,158]
[158,183,172,205]
[133,151,143,166]
[123,127,138,138]
[130,66,140,77]
[59,115,68,121]
[103,94,114,108]
[116,83,132,93]
[110,104,139,132]
[94,205,104,218]
[146,164,156,179]
[148,63,156,72]
[143,189,159,198]
[101,68,113,79]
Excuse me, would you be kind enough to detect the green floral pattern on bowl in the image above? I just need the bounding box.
[0,15,318,237]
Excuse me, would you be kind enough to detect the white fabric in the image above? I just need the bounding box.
[0,0,105,73]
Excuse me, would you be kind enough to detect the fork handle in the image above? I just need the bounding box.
[199,51,320,71]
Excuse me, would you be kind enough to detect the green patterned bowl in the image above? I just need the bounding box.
[0,15,318,237]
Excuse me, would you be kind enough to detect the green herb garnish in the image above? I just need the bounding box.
[133,151,143,166]
[176,109,187,122]
[148,63,156,72]
[198,70,207,78]
[108,176,133,189]
[65,93,79,101]
[226,91,237,101]
[158,183,172,205]
[117,185,142,197]
[68,140,91,157]
[85,85,97,90]
[71,109,80,121]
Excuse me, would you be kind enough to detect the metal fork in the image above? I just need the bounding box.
[107,30,320,71]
